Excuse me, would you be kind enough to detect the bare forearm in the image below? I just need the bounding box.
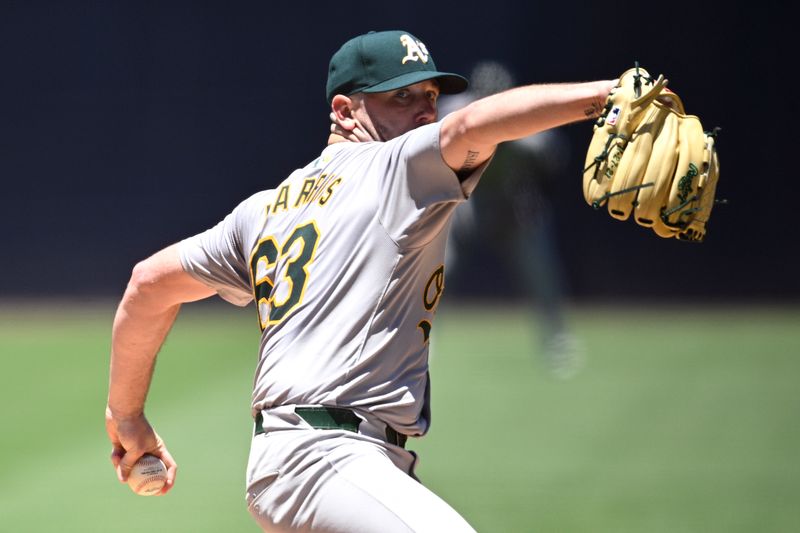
[108,290,181,418]
[441,80,615,172]
[467,81,611,143]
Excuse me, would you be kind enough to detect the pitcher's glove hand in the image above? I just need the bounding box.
[583,64,721,242]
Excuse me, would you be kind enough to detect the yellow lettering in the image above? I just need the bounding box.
[423,265,445,311]
[308,174,328,202]
[263,173,346,218]
[295,178,316,207]
[273,185,290,214]
[317,178,342,206]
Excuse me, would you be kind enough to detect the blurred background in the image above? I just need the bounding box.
[0,1,795,301]
[1,2,797,532]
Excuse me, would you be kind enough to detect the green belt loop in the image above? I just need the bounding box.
[385,425,408,448]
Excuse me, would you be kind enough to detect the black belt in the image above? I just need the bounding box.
[254,406,407,448]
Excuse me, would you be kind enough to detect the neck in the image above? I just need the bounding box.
[327,133,352,145]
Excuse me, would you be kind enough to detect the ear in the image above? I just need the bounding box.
[331,95,358,131]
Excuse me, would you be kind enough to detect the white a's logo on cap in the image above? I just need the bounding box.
[400,35,430,64]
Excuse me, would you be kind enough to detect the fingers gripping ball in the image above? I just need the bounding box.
[583,63,722,242]
[127,454,167,496]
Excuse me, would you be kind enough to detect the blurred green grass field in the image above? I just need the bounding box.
[1,300,798,532]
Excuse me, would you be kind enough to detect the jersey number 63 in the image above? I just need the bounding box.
[249,221,320,330]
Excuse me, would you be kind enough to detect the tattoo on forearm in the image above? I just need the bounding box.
[585,97,605,119]
[461,150,480,172]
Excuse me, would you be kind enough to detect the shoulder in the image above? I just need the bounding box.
[392,122,442,149]
[331,123,442,157]
[231,189,274,217]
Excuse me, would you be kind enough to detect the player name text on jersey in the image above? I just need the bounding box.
[264,173,343,217]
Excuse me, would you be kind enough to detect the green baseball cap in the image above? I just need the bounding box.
[326,30,468,103]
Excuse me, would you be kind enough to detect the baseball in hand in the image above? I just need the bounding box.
[127,454,167,496]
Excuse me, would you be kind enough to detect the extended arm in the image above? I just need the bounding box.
[439,80,616,174]
[106,243,215,493]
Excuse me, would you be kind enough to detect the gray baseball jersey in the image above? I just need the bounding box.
[179,121,485,436]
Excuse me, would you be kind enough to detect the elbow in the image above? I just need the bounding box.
[120,257,181,314]
[126,257,166,300]
[442,101,498,147]
[118,244,204,311]
[442,106,476,143]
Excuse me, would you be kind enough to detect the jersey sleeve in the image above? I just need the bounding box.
[375,121,489,247]
[178,193,266,306]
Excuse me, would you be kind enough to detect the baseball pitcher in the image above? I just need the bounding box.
[106,29,615,532]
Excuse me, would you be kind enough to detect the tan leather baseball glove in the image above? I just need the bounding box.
[583,64,721,242]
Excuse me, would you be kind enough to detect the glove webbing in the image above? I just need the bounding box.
[631,61,656,98]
